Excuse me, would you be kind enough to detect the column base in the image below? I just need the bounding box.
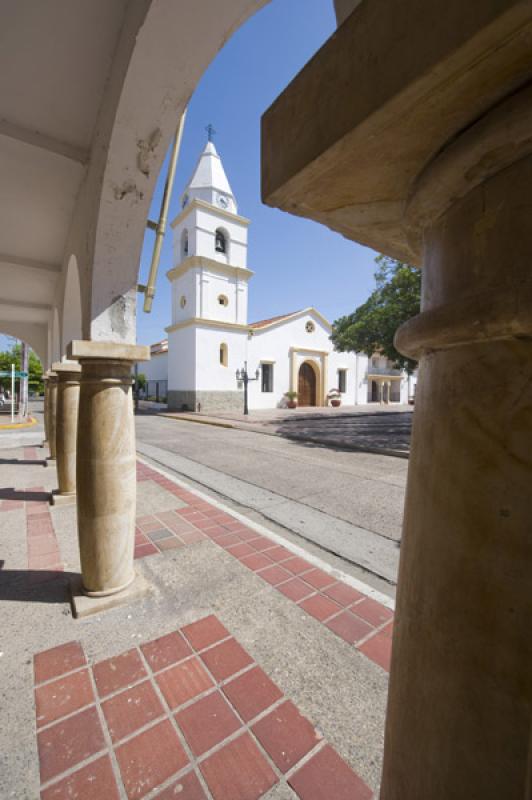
[69,571,151,619]
[50,490,76,507]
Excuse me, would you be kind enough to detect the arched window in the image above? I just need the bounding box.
[215,228,227,254]
[219,343,228,367]
[181,229,189,257]
[218,294,229,307]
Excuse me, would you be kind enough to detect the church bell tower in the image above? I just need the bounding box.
[167,132,253,327]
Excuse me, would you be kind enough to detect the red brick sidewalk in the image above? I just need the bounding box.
[1,449,393,798]
[34,615,373,799]
[136,461,394,672]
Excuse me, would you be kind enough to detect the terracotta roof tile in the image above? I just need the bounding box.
[249,311,302,330]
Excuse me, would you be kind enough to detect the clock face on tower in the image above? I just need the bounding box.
[217,193,229,209]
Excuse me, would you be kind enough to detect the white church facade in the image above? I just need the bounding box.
[144,138,413,413]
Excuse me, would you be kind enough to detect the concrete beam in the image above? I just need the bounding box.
[0,252,61,274]
[0,299,51,323]
[0,119,89,165]
[261,0,532,265]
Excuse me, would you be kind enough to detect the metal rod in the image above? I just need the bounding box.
[142,108,187,313]
[11,362,14,423]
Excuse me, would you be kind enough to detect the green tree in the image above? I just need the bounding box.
[331,255,421,373]
[0,343,44,393]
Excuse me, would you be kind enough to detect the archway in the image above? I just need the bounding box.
[298,361,318,407]
[371,380,378,402]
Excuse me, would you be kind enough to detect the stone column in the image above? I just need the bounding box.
[46,371,58,462]
[42,373,49,447]
[51,361,81,505]
[68,341,149,597]
[380,89,532,800]
[262,3,532,792]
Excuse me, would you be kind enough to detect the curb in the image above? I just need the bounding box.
[0,416,37,431]
[158,413,234,430]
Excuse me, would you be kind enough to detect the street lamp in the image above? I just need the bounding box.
[236,361,259,415]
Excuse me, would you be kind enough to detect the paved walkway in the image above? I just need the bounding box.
[156,406,413,457]
[1,430,393,799]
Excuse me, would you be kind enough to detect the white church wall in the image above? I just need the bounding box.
[195,326,247,391]
[327,349,357,401]
[354,353,370,404]
[142,351,168,382]
[245,310,359,409]
[168,326,196,391]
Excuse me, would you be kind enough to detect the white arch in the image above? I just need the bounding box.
[0,322,48,368]
[62,255,82,353]
[88,0,269,342]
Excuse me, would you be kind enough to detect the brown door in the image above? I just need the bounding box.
[298,362,317,406]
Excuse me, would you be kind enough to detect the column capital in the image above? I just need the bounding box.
[67,340,150,363]
[52,360,82,378]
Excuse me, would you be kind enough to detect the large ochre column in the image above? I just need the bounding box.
[261,5,532,793]
[46,371,58,462]
[51,361,81,505]
[380,94,532,800]
[68,341,149,597]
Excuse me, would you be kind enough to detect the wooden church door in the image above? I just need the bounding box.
[298,362,317,406]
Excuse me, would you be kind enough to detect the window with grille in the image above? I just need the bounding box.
[338,369,347,393]
[261,363,273,392]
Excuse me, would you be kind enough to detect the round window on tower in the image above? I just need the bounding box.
[218,294,229,307]
[180,295,187,309]
[305,321,315,333]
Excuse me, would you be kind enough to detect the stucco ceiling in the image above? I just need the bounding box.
[0,0,128,339]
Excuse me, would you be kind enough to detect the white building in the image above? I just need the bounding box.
[146,138,413,413]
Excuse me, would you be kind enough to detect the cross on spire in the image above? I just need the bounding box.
[205,123,216,142]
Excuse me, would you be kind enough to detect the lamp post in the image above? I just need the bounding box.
[236,361,259,415]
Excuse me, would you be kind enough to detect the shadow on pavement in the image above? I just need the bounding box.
[0,488,50,502]
[0,564,75,604]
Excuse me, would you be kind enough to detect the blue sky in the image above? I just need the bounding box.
[136,0,379,346]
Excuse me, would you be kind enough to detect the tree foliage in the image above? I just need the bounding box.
[331,255,421,373]
[0,343,43,392]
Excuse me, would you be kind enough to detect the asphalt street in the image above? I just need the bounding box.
[135,413,409,590]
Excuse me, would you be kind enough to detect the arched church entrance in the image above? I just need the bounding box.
[298,361,318,407]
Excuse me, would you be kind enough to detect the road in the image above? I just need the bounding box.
[135,413,409,590]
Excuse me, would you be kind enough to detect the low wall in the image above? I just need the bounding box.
[168,390,243,414]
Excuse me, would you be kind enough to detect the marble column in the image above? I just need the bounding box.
[46,372,58,461]
[51,361,81,505]
[68,341,149,597]
[381,90,532,800]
